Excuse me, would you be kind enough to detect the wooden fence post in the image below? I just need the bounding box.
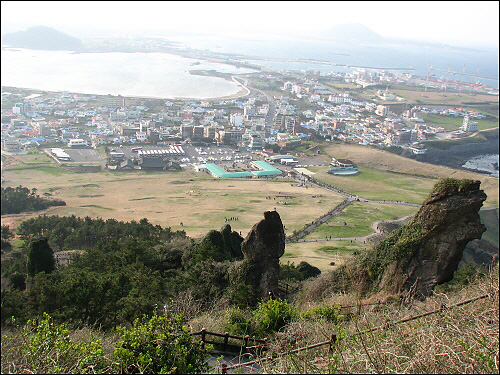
[221,363,227,374]
[224,332,229,351]
[244,335,249,352]
[201,328,206,349]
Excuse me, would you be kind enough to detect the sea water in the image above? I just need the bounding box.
[0,48,257,99]
[462,154,499,177]
[1,35,498,99]
[168,34,499,89]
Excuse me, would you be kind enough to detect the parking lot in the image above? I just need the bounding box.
[47,148,105,164]
[49,143,327,170]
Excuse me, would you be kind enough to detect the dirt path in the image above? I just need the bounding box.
[287,174,419,243]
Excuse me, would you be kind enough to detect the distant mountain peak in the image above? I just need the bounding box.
[319,23,384,43]
[2,26,82,51]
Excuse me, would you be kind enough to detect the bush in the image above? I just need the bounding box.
[435,262,487,294]
[302,304,344,323]
[227,281,257,309]
[2,313,110,374]
[279,262,304,282]
[296,261,321,280]
[253,298,297,334]
[222,307,254,336]
[113,313,210,374]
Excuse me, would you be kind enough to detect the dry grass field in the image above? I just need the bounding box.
[2,143,498,270]
[283,240,364,272]
[321,81,499,107]
[390,89,498,106]
[1,163,345,239]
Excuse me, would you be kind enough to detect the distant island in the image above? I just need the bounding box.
[315,23,385,43]
[2,26,82,51]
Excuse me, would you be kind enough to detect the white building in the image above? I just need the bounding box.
[376,105,389,117]
[461,115,479,132]
[230,114,243,127]
[68,139,88,148]
[135,132,147,142]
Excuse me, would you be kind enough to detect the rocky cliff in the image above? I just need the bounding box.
[367,178,487,297]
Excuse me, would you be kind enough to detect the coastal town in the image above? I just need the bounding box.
[1,62,498,175]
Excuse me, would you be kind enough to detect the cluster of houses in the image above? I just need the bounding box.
[1,67,490,158]
[278,79,446,151]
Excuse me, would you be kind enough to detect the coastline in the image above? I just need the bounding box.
[2,73,253,102]
[172,74,251,101]
[1,48,260,101]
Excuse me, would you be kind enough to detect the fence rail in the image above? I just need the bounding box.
[190,328,267,354]
[218,290,498,373]
[221,334,337,374]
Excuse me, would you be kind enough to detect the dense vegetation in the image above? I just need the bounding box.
[1,177,497,373]
[1,186,66,215]
[1,215,320,330]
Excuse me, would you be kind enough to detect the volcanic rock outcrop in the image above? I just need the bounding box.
[375,178,487,297]
[232,211,285,301]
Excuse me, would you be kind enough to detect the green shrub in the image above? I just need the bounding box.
[302,304,344,323]
[227,281,257,308]
[435,262,487,294]
[113,313,210,374]
[279,262,304,282]
[3,313,109,374]
[253,298,297,334]
[361,221,427,281]
[222,307,254,336]
[296,261,321,280]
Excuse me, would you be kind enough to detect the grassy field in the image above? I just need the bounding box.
[2,142,498,268]
[318,143,499,207]
[390,88,498,106]
[1,161,345,239]
[318,79,499,107]
[305,201,418,239]
[419,113,498,130]
[309,165,438,204]
[423,128,498,150]
[282,240,366,272]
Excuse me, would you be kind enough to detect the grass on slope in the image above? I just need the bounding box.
[321,143,499,207]
[306,202,418,239]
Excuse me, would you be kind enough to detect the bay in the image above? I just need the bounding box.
[0,48,257,99]
[168,34,499,89]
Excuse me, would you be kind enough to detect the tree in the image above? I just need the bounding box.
[1,225,14,241]
[1,225,14,250]
[26,236,56,277]
[114,313,210,374]
[296,261,321,280]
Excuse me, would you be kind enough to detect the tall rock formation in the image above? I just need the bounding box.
[231,211,285,302]
[367,178,487,297]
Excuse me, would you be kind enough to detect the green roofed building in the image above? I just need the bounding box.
[251,161,283,177]
[197,163,254,178]
[195,161,282,178]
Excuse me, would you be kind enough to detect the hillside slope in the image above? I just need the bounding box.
[2,26,82,51]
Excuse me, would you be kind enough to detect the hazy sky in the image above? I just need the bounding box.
[1,1,499,47]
